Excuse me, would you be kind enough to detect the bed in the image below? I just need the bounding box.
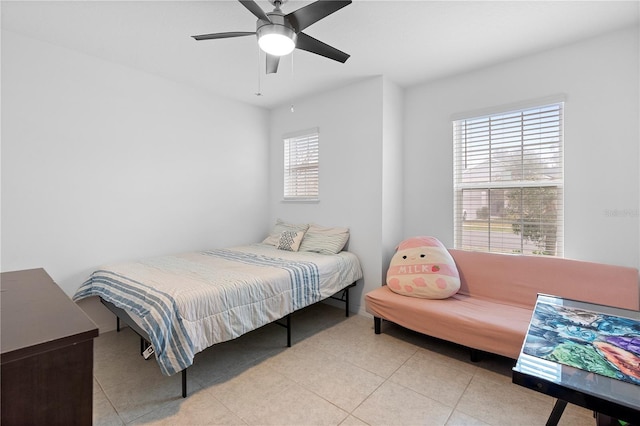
[73,239,363,398]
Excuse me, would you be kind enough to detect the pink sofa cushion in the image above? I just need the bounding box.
[366,286,531,359]
[448,250,639,311]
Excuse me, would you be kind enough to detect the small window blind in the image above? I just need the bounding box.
[284,129,319,200]
[453,103,564,256]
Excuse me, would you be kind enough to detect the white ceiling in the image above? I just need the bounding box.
[2,0,639,109]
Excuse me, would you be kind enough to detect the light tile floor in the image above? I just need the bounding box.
[93,303,595,425]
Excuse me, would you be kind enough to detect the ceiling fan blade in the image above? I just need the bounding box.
[266,54,280,74]
[239,0,271,23]
[295,32,350,63]
[286,0,351,32]
[192,31,255,41]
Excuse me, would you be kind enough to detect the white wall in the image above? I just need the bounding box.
[268,77,388,314]
[1,30,270,328]
[403,26,640,268]
[381,78,404,277]
[3,24,638,330]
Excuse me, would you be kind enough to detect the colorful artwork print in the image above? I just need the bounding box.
[523,302,640,385]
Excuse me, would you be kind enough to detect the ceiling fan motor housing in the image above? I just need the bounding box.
[256,10,297,55]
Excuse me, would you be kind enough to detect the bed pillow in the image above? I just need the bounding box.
[386,236,460,299]
[263,219,309,246]
[276,230,305,252]
[299,224,349,254]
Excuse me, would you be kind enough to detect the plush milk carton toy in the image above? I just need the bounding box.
[386,236,460,299]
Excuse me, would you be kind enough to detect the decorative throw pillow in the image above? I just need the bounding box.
[386,236,460,299]
[277,230,305,252]
[263,219,309,246]
[299,223,350,254]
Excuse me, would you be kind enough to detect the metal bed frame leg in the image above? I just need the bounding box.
[329,282,356,318]
[274,314,292,347]
[182,369,187,398]
[345,287,350,317]
[117,317,120,332]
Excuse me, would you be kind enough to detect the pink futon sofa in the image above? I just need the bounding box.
[365,249,640,360]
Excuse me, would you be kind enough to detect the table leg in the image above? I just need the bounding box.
[546,399,568,426]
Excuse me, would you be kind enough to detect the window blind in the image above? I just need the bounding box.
[453,103,564,256]
[284,130,319,200]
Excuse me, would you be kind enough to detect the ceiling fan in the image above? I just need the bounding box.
[192,0,352,74]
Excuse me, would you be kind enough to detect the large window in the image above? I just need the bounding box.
[284,128,319,201]
[453,103,564,256]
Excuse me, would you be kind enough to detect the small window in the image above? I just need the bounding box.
[284,128,319,201]
[453,103,564,256]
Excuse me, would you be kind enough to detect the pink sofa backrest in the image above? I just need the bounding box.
[448,249,640,311]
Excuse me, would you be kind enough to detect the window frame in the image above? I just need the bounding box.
[283,128,319,202]
[453,102,564,257]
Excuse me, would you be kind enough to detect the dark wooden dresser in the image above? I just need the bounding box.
[1,268,99,425]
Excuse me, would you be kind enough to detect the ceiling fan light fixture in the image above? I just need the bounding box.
[257,25,296,56]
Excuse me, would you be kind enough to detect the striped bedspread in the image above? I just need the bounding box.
[73,244,362,376]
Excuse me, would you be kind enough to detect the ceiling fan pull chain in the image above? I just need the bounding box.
[290,51,295,112]
[256,47,262,96]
